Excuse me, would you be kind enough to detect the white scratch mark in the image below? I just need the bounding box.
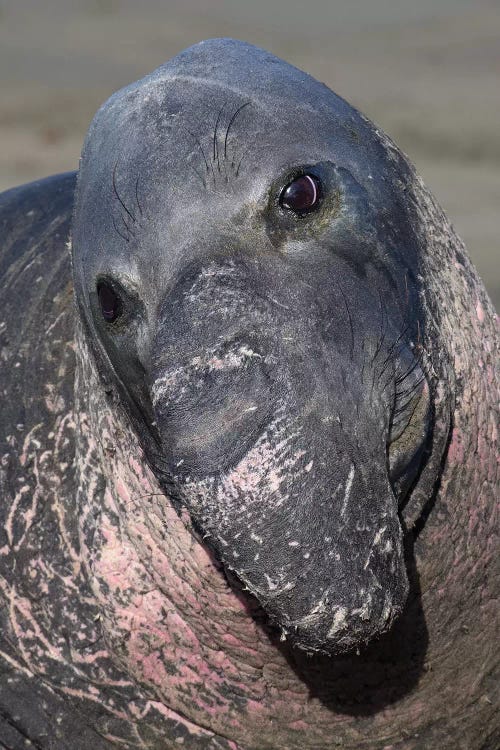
[341,464,355,517]
[327,606,348,637]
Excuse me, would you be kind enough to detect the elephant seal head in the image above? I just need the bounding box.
[72,38,433,655]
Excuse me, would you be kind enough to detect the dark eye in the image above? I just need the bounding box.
[97,281,122,323]
[279,174,321,214]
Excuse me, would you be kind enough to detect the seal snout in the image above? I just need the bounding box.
[146,257,418,656]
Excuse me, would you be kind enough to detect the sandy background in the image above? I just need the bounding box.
[1,0,498,308]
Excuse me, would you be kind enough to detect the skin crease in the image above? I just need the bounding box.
[0,38,498,750]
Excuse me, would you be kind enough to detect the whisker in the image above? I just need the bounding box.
[148,450,170,465]
[334,279,355,360]
[191,166,207,189]
[112,215,129,243]
[395,375,425,402]
[381,324,411,369]
[233,145,251,177]
[395,352,424,387]
[360,337,367,385]
[213,102,226,174]
[371,292,389,394]
[372,290,388,365]
[185,128,210,175]
[393,381,425,417]
[118,211,135,239]
[135,176,144,217]
[224,101,251,160]
[112,162,136,224]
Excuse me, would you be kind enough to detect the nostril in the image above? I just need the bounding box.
[151,340,267,408]
[151,341,279,477]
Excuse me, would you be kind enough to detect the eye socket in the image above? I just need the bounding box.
[279,173,321,214]
[97,281,122,323]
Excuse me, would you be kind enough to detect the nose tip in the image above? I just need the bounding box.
[255,526,410,655]
[282,581,408,655]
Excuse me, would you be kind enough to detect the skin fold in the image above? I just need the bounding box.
[0,39,498,750]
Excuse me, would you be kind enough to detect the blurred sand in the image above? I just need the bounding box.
[1,0,498,307]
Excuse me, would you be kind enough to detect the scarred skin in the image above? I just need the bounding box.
[0,40,498,750]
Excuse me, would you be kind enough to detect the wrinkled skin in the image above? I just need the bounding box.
[0,39,498,750]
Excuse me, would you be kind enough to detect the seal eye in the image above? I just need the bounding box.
[280,174,320,214]
[97,281,122,323]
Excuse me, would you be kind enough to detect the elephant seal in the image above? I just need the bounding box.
[0,39,497,750]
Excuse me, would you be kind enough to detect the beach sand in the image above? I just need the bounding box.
[1,0,498,307]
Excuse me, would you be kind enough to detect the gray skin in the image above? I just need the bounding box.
[0,39,498,750]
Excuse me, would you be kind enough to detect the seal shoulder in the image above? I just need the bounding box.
[0,172,76,429]
[0,171,77,530]
[0,172,103,746]
[0,171,76,287]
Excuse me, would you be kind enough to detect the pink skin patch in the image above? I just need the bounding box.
[476,300,485,323]
[70,204,500,749]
